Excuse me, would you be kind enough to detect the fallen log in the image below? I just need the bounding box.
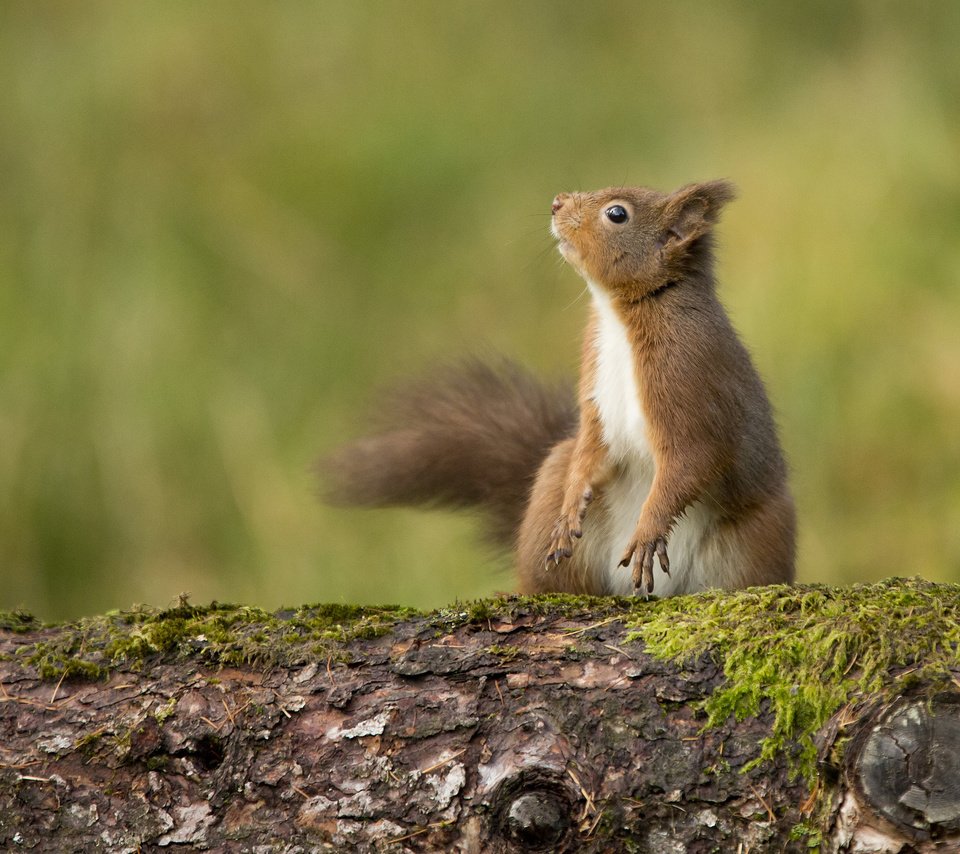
[1,578,959,852]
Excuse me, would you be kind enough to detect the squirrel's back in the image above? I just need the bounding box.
[320,358,577,547]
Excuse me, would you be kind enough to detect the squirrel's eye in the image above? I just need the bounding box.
[605,205,629,224]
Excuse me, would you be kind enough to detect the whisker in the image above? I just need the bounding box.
[516,240,562,273]
[560,284,589,312]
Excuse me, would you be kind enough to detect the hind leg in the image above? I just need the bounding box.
[716,488,797,589]
[517,439,607,594]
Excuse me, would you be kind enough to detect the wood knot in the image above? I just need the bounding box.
[492,770,575,851]
[853,694,960,838]
[505,790,569,848]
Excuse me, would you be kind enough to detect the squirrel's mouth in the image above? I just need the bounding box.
[554,234,581,266]
[550,220,576,261]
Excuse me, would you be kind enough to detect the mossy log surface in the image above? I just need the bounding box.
[1,578,960,852]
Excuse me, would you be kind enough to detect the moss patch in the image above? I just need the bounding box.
[0,609,40,634]
[436,593,629,626]
[12,600,421,681]
[6,578,958,785]
[624,576,960,781]
[6,591,621,685]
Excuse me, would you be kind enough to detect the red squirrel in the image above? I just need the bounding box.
[323,180,795,595]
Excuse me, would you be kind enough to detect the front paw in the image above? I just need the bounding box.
[619,536,670,594]
[546,519,582,569]
[544,487,594,568]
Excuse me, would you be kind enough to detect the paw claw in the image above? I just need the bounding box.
[546,486,597,570]
[548,549,564,566]
[623,535,670,593]
[545,530,574,570]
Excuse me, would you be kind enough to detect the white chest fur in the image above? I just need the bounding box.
[587,283,651,462]
[583,283,718,596]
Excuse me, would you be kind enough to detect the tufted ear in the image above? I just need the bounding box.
[659,180,736,245]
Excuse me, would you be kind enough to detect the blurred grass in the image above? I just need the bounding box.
[1,2,958,619]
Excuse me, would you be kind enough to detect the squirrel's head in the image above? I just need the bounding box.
[551,180,736,299]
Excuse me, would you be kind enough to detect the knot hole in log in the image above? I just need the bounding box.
[492,769,577,851]
[852,692,960,841]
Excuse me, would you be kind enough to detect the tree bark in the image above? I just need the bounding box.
[1,585,959,852]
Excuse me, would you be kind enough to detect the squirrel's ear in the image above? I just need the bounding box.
[660,180,736,244]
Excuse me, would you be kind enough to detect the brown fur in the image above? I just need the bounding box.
[323,181,796,596]
[320,357,576,546]
[522,180,795,594]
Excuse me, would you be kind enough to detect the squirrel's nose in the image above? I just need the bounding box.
[551,194,569,215]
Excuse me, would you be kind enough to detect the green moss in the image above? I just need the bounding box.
[16,599,422,681]
[73,728,108,757]
[145,755,170,772]
[26,634,109,680]
[624,577,960,782]
[154,697,178,724]
[789,820,823,847]
[438,592,630,628]
[487,644,523,661]
[14,591,613,683]
[12,578,959,792]
[0,609,40,633]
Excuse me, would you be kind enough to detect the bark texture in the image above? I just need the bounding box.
[1,583,959,852]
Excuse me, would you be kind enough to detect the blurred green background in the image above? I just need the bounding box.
[1,2,959,620]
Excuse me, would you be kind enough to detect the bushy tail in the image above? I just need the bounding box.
[320,358,577,547]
